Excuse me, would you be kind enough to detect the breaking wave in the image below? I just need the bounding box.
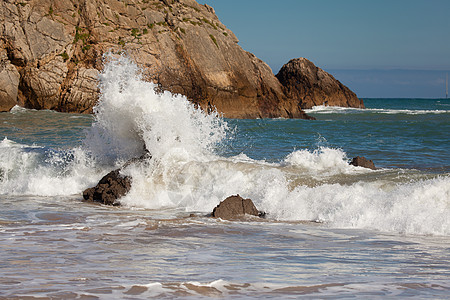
[305,105,450,115]
[0,54,449,236]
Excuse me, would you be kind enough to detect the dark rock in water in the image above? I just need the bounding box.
[83,169,131,206]
[82,152,150,206]
[212,195,264,220]
[350,156,376,170]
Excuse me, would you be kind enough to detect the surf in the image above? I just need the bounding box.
[0,54,448,236]
[305,105,450,115]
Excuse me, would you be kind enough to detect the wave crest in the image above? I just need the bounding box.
[83,53,228,165]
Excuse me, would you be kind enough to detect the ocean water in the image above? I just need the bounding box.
[0,55,449,299]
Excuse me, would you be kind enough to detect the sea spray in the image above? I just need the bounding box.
[83,53,228,165]
[85,56,450,235]
[258,176,450,235]
[283,147,353,175]
[0,138,95,196]
[0,55,449,236]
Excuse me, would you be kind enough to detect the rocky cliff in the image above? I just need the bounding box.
[0,0,361,117]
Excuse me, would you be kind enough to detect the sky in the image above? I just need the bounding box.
[198,0,450,98]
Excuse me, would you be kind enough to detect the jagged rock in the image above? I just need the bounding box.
[83,169,131,206]
[59,67,99,113]
[212,195,263,220]
[82,152,151,205]
[0,60,20,112]
[20,58,68,110]
[350,156,376,170]
[0,42,20,112]
[0,0,359,118]
[276,58,365,109]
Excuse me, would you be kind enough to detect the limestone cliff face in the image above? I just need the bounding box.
[0,0,359,118]
[276,58,364,109]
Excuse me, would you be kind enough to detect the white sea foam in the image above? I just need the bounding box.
[306,105,449,115]
[305,105,363,114]
[0,138,99,196]
[9,105,29,113]
[259,176,450,235]
[1,55,449,236]
[108,278,450,298]
[119,142,450,235]
[282,146,357,175]
[83,53,228,165]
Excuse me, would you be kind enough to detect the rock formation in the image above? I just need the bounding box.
[82,152,151,205]
[83,169,132,205]
[212,195,263,220]
[276,58,364,109]
[350,156,376,170]
[0,0,361,117]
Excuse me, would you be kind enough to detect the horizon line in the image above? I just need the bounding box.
[325,68,450,72]
[359,97,449,100]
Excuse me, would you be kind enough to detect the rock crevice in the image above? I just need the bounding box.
[1,0,362,117]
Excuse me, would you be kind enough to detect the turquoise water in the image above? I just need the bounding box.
[0,98,448,298]
[0,108,92,149]
[224,98,450,172]
[0,57,449,298]
[2,98,448,172]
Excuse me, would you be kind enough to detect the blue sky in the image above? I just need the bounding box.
[198,0,450,98]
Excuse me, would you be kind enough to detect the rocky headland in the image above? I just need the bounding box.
[0,0,363,117]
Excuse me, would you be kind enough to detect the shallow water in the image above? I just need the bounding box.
[0,56,449,298]
[1,195,449,299]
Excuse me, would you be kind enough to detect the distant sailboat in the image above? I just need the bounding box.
[446,73,448,99]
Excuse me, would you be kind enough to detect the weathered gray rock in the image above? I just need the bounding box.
[212,195,263,220]
[276,58,364,109]
[350,156,376,170]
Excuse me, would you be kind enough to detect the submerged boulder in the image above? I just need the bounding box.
[212,195,264,220]
[83,169,131,206]
[350,156,376,170]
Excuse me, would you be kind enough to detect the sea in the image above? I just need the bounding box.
[1,55,449,299]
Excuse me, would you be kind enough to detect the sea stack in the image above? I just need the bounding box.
[276,58,364,109]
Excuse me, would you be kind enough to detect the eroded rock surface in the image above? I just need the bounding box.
[0,0,360,117]
[212,195,263,220]
[276,58,364,109]
[83,169,131,206]
[350,156,376,170]
[0,41,20,111]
